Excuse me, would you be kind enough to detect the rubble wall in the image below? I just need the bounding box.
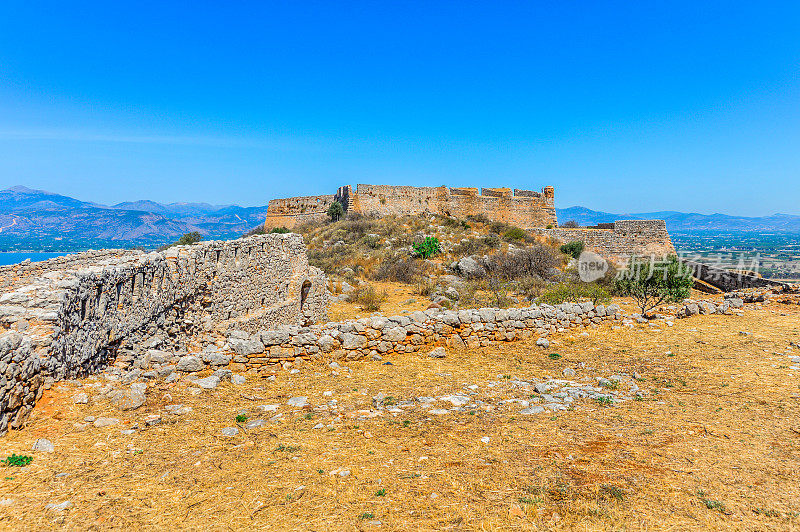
[0,234,327,435]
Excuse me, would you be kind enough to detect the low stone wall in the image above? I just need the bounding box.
[531,220,675,262]
[0,234,327,435]
[222,302,622,368]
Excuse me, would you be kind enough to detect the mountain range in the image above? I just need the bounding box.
[1,185,798,251]
[557,206,800,232]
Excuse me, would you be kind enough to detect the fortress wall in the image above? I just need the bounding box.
[0,234,327,435]
[531,220,675,262]
[263,195,336,230]
[349,184,557,228]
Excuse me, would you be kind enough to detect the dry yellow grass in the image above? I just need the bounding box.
[1,298,799,530]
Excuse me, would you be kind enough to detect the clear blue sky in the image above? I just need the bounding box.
[1,1,798,215]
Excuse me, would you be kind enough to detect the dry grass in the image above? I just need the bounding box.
[1,299,799,530]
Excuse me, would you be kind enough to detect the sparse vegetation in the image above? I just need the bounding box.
[615,255,692,315]
[349,285,388,311]
[560,241,585,259]
[2,454,32,467]
[411,236,440,259]
[538,281,611,305]
[327,201,344,222]
[158,231,203,251]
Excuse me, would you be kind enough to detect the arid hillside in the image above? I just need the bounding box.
[1,290,798,530]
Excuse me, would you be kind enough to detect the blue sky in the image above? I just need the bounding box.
[1,1,798,215]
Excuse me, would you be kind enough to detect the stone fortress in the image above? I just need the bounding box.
[0,234,327,435]
[0,184,679,437]
[264,184,675,261]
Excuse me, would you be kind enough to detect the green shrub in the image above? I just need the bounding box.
[2,454,32,467]
[270,227,291,234]
[412,236,440,259]
[158,231,203,251]
[560,241,585,259]
[327,201,344,222]
[503,227,527,241]
[615,255,692,315]
[538,282,610,305]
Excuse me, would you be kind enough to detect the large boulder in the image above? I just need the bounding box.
[455,257,486,279]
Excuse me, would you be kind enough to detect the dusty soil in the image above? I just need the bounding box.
[1,298,799,530]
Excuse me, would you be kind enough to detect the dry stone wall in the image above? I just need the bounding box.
[223,301,622,369]
[0,234,327,435]
[531,220,675,262]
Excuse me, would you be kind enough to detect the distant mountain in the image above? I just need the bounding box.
[0,185,268,251]
[2,185,798,252]
[556,207,800,232]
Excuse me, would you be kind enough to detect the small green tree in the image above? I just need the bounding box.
[327,201,344,222]
[560,241,584,259]
[615,255,692,315]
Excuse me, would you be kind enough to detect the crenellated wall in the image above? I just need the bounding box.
[530,220,676,262]
[264,183,557,230]
[0,234,327,435]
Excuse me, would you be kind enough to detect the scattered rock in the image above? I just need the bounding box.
[45,501,73,512]
[32,438,54,453]
[73,392,88,404]
[176,355,204,373]
[93,417,120,428]
[287,396,308,407]
[220,427,239,437]
[194,376,220,390]
[231,374,246,385]
[536,337,550,349]
[428,347,447,359]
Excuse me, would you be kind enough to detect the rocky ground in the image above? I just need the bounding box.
[0,289,798,530]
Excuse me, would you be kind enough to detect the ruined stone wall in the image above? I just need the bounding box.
[0,234,327,435]
[263,195,336,230]
[531,220,675,262]
[223,302,622,368]
[264,184,557,230]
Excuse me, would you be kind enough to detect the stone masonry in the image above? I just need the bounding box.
[0,233,327,435]
[264,184,557,230]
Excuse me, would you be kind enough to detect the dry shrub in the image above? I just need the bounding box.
[348,285,388,311]
[484,245,560,281]
[373,256,426,284]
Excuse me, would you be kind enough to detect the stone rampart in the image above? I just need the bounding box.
[264,184,557,230]
[263,195,336,230]
[0,234,327,435]
[531,220,675,262]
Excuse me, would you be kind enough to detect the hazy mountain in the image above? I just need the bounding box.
[556,207,800,232]
[0,186,266,250]
[2,185,798,252]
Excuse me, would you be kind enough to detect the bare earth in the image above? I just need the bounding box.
[1,296,799,530]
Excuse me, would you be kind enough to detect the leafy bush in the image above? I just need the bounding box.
[2,454,32,467]
[327,201,344,222]
[412,236,441,259]
[270,227,291,234]
[158,231,203,251]
[349,285,388,311]
[561,220,580,228]
[615,255,692,315]
[488,221,512,235]
[560,241,585,259]
[503,227,527,241]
